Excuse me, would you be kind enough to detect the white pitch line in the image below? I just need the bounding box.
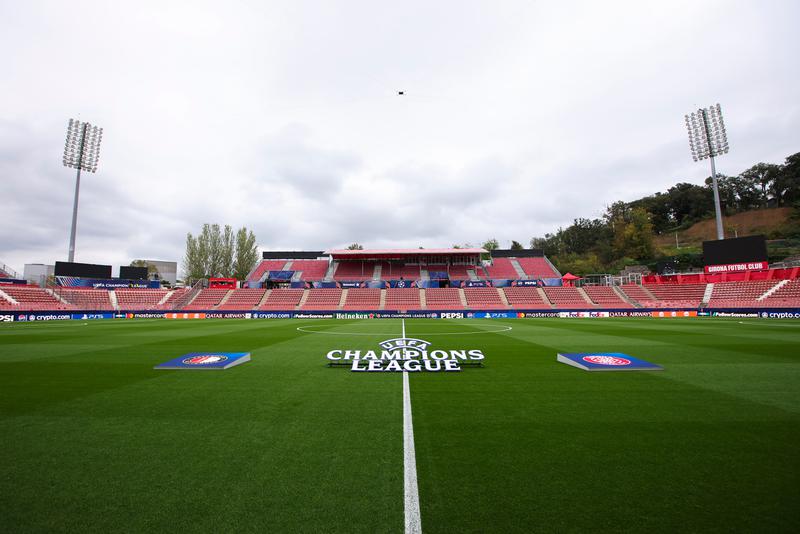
[402,319,422,534]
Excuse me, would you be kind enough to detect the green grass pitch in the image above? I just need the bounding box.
[1,317,799,533]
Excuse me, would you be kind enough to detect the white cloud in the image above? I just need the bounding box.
[1,0,799,272]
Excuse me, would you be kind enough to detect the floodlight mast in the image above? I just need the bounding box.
[685,104,729,240]
[62,119,103,262]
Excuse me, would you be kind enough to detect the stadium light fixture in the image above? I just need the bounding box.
[62,119,103,262]
[685,103,729,240]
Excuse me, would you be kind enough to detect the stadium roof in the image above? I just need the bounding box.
[326,248,487,258]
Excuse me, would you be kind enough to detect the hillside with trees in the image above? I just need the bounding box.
[529,151,800,275]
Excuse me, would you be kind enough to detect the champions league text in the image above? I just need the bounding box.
[326,337,485,372]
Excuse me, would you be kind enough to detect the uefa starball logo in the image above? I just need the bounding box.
[582,355,631,366]
[182,354,229,365]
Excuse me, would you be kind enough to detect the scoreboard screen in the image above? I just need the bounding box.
[54,261,112,279]
[703,235,767,266]
[120,266,148,280]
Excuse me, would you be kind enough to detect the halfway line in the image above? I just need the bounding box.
[402,319,422,534]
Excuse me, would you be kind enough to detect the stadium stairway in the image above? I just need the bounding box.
[702,284,714,307]
[0,289,17,305]
[420,289,427,308]
[158,290,174,307]
[576,287,597,306]
[497,287,510,306]
[258,289,272,307]
[338,289,348,309]
[458,288,468,308]
[509,259,527,279]
[46,288,71,307]
[380,289,387,309]
[216,290,234,308]
[759,279,789,301]
[297,290,310,309]
[109,291,119,309]
[612,286,641,307]
[323,262,336,281]
[537,287,553,307]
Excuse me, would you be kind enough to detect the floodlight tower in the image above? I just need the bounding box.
[685,104,729,240]
[62,119,103,262]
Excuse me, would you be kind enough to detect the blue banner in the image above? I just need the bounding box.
[71,313,115,320]
[0,278,27,285]
[462,280,492,288]
[389,279,417,288]
[268,270,294,280]
[510,279,541,287]
[542,278,563,287]
[428,271,449,280]
[312,281,340,288]
[57,276,160,289]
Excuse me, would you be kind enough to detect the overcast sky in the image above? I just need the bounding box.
[1,0,799,276]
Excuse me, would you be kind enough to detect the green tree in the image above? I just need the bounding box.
[347,243,364,250]
[510,240,524,250]
[130,259,159,279]
[220,225,235,277]
[773,152,800,206]
[739,163,780,207]
[481,238,499,251]
[184,223,258,280]
[233,227,259,280]
[182,232,205,281]
[613,207,654,260]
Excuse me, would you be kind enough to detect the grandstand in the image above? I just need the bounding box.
[58,288,114,310]
[384,288,421,310]
[1,286,71,310]
[516,257,559,278]
[424,288,463,309]
[502,287,552,309]
[706,280,777,308]
[342,288,381,309]
[334,261,377,281]
[2,247,800,314]
[247,260,287,283]
[217,288,266,310]
[582,286,634,308]
[760,278,800,307]
[115,289,169,310]
[183,288,229,310]
[640,283,707,308]
[301,288,343,310]
[542,287,595,309]
[259,289,304,310]
[463,287,506,309]
[484,258,519,279]
[290,260,329,281]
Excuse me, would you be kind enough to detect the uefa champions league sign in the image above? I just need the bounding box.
[326,337,485,372]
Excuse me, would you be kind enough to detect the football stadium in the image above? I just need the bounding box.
[3,2,800,533]
[2,246,800,532]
